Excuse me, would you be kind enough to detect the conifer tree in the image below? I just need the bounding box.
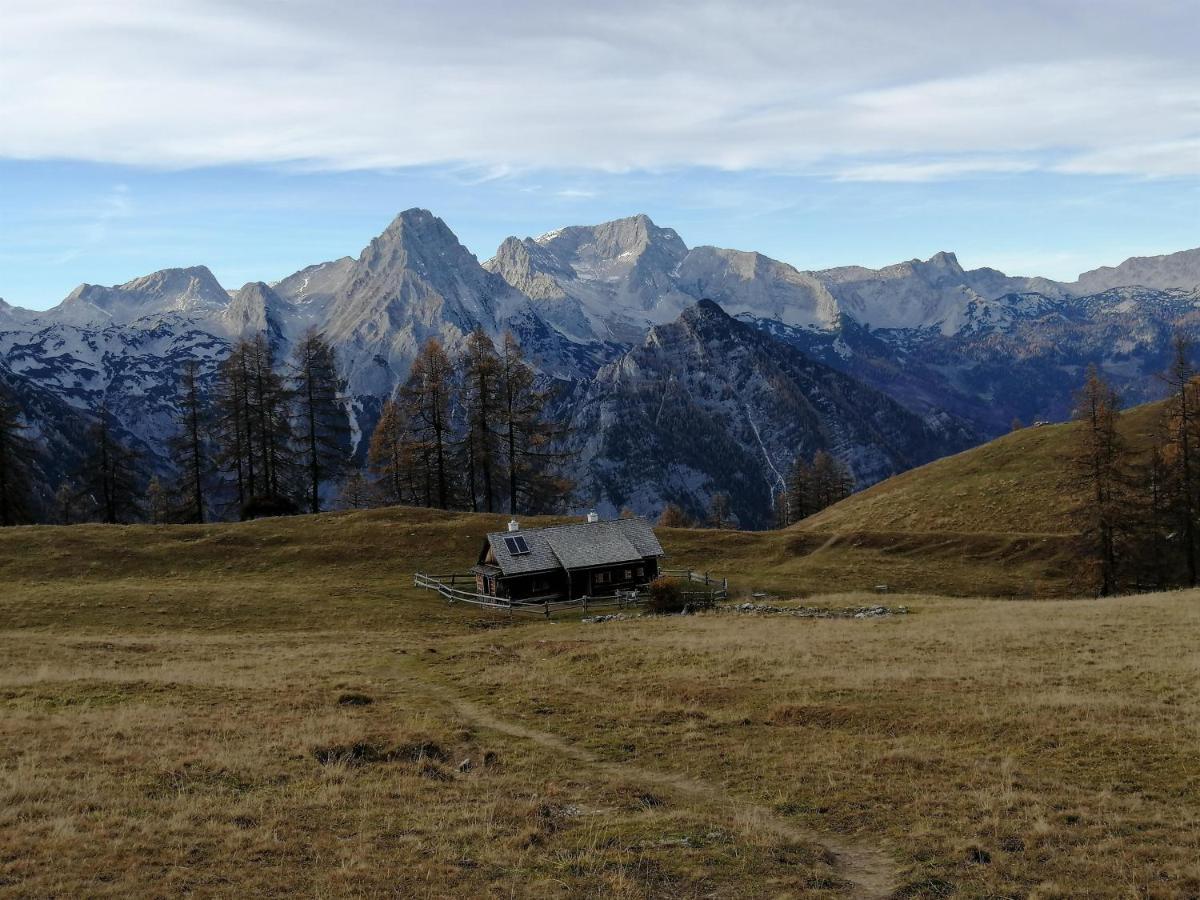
[1161,334,1200,586]
[247,334,294,505]
[787,455,814,523]
[146,476,169,525]
[78,406,141,524]
[497,332,570,514]
[170,359,209,523]
[459,327,502,513]
[368,398,411,505]
[1069,365,1131,595]
[214,335,297,517]
[338,468,371,509]
[400,338,455,509]
[291,329,350,514]
[55,479,77,525]
[707,492,734,529]
[0,382,37,526]
[1137,426,1173,590]
[657,503,692,528]
[213,342,252,508]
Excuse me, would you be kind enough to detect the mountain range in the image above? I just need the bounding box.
[3,208,1199,526]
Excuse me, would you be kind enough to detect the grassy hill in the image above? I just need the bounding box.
[1,507,1198,897]
[799,399,1166,536]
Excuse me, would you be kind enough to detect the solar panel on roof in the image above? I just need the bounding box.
[504,535,531,556]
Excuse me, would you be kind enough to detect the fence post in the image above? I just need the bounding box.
[544,602,551,620]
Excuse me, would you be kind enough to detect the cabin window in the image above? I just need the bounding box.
[624,569,633,580]
[532,578,550,593]
[636,566,644,577]
[595,572,610,585]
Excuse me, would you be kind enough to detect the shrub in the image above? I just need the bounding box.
[644,577,685,614]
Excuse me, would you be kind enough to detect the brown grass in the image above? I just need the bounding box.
[799,401,1165,537]
[1,505,1197,896]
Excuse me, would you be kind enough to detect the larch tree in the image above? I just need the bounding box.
[368,398,411,505]
[706,492,734,529]
[146,476,169,525]
[400,338,455,509]
[1137,423,1173,591]
[459,327,502,513]
[809,450,853,512]
[291,329,350,514]
[787,455,814,524]
[248,334,295,506]
[170,359,209,523]
[497,332,570,514]
[337,467,371,509]
[55,479,77,525]
[657,503,692,528]
[214,335,297,517]
[213,339,254,508]
[0,382,37,526]
[1161,334,1200,587]
[1068,365,1131,596]
[78,405,142,524]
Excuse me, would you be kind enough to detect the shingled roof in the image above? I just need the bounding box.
[481,518,664,577]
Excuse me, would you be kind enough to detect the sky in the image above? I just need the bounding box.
[1,0,1197,310]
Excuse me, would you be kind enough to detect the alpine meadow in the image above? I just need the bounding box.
[3,2,1199,898]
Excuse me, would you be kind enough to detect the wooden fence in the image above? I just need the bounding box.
[413,569,727,618]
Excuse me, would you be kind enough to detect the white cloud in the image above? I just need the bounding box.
[835,159,1038,183]
[0,0,1197,180]
[1058,139,1200,177]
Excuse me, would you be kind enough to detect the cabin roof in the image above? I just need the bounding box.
[481,518,664,577]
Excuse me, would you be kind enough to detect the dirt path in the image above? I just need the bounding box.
[408,671,899,899]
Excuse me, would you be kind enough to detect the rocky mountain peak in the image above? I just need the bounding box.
[1070,247,1200,295]
[358,208,481,276]
[224,281,286,338]
[681,296,730,324]
[49,265,230,327]
[924,250,964,273]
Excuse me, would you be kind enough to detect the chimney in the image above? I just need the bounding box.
[507,518,520,532]
[586,510,599,523]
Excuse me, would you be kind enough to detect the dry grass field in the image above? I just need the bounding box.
[800,401,1164,537]
[2,506,1198,897]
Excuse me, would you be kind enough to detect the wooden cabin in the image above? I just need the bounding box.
[473,513,665,602]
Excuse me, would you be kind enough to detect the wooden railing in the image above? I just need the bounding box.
[413,569,727,618]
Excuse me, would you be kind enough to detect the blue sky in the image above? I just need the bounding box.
[2,0,1198,309]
